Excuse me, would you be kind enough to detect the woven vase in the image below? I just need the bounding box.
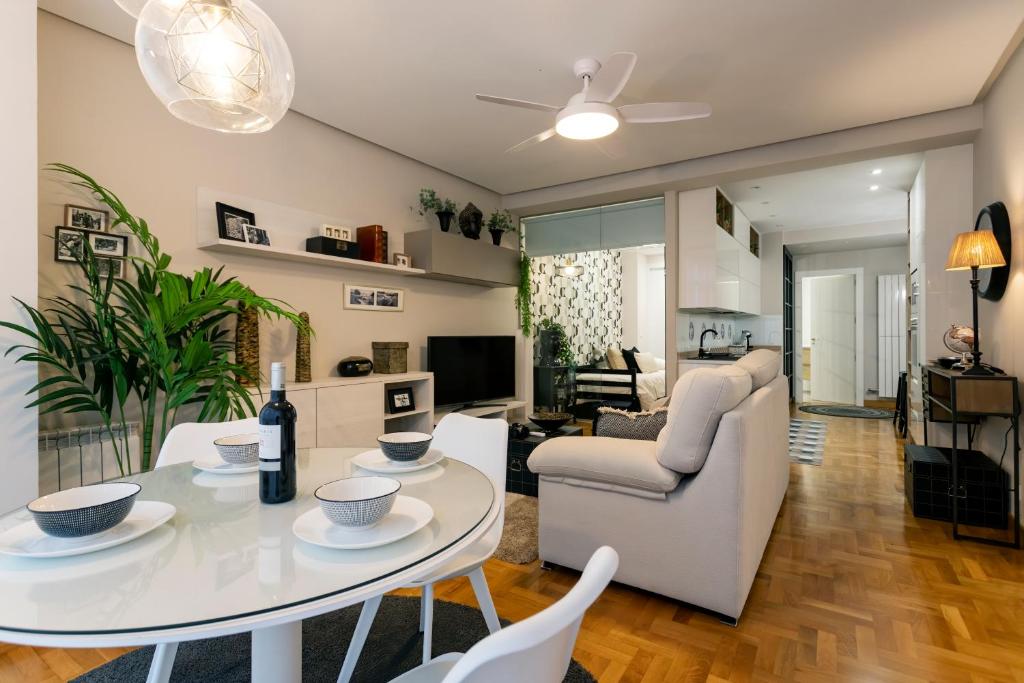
[295,312,312,383]
[235,303,260,387]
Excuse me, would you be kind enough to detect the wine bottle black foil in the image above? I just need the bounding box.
[259,362,297,504]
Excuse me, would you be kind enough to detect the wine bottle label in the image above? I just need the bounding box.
[259,424,281,472]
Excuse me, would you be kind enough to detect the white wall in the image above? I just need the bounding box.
[0,2,39,512]
[37,13,518,431]
[620,250,639,348]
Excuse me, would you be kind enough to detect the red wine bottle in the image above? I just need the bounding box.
[259,362,297,504]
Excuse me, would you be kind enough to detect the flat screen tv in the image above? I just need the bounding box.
[428,336,516,407]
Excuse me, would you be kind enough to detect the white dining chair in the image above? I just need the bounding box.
[337,413,509,683]
[386,546,619,683]
[147,417,259,683]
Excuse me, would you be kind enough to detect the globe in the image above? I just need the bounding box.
[943,324,975,368]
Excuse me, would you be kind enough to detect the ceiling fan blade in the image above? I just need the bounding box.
[506,128,557,154]
[475,94,561,113]
[618,102,712,123]
[585,52,637,103]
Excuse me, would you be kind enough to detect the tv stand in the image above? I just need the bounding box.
[453,402,507,413]
[435,399,527,423]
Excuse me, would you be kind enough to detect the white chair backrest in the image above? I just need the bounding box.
[155,418,260,469]
[443,546,619,683]
[432,413,508,492]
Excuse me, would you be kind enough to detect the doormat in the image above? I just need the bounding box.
[789,419,827,465]
[799,404,894,419]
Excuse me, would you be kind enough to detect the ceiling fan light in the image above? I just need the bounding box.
[555,103,620,140]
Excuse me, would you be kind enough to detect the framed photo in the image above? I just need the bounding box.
[89,231,128,258]
[320,224,354,242]
[54,226,85,262]
[374,288,404,311]
[95,257,125,279]
[393,253,412,268]
[65,204,108,232]
[216,202,255,242]
[243,224,272,246]
[387,386,416,414]
[343,284,405,311]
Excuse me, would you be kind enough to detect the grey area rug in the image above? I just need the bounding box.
[789,419,827,466]
[73,596,596,683]
[799,404,894,419]
[494,492,539,564]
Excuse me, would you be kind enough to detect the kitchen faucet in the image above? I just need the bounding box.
[698,328,719,359]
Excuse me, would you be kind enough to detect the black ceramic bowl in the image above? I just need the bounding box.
[27,482,141,538]
[529,412,573,435]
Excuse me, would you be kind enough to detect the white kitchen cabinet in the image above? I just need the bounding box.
[316,382,385,448]
[739,280,762,315]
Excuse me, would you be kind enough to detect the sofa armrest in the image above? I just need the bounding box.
[528,436,681,494]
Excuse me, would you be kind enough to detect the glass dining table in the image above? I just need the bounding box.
[0,447,498,682]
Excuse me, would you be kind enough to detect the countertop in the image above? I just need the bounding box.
[677,345,781,362]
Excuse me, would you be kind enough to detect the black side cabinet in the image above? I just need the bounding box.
[507,425,583,497]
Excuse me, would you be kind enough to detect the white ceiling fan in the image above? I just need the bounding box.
[476,52,711,153]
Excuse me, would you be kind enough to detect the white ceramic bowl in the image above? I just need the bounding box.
[377,432,432,462]
[27,482,141,538]
[214,433,260,464]
[314,477,401,529]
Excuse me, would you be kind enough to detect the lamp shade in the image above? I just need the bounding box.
[945,230,1006,271]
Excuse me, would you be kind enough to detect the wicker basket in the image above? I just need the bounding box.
[372,341,409,374]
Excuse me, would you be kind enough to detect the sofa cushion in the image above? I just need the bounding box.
[655,365,752,474]
[606,347,627,370]
[635,351,659,374]
[595,406,668,441]
[528,436,680,494]
[735,349,781,390]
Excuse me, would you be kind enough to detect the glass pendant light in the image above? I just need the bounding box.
[556,258,585,278]
[135,0,295,134]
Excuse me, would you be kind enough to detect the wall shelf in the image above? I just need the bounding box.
[404,230,518,287]
[198,239,426,276]
[383,407,432,421]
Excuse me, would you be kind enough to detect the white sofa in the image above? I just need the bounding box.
[528,350,789,622]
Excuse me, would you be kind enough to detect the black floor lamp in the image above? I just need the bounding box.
[945,230,1006,375]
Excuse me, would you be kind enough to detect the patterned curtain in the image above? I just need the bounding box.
[531,250,623,365]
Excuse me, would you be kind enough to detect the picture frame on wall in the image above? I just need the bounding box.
[386,386,416,414]
[88,231,128,258]
[64,204,108,232]
[216,202,256,242]
[343,284,405,312]
[54,226,85,262]
[96,257,125,279]
[243,224,272,247]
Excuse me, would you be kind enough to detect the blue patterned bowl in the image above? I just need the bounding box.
[377,432,432,462]
[27,482,141,538]
[214,433,260,464]
[315,477,401,529]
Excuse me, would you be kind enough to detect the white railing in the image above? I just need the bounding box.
[38,424,142,495]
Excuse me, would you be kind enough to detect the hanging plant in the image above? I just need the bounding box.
[515,251,532,336]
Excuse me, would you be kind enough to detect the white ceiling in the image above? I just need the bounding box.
[722,153,922,233]
[40,1,1024,194]
[786,233,907,255]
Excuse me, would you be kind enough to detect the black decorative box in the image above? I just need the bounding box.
[306,236,360,259]
[506,425,583,497]
[904,444,1008,529]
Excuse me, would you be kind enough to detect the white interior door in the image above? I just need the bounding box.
[809,274,857,404]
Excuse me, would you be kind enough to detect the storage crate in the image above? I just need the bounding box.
[904,444,1008,529]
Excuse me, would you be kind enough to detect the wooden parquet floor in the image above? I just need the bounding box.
[3,406,1023,682]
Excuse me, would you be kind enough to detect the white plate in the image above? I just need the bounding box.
[292,496,434,550]
[192,456,258,474]
[351,448,444,474]
[0,501,176,559]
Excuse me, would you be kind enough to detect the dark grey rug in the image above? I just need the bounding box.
[72,596,596,682]
[799,404,894,419]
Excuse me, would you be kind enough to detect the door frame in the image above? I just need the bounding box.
[795,267,865,406]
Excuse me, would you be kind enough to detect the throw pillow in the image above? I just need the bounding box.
[735,349,781,390]
[620,346,641,372]
[635,351,659,374]
[655,365,752,474]
[595,406,668,441]
[606,347,627,370]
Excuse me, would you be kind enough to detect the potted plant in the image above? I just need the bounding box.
[486,209,515,246]
[417,188,457,233]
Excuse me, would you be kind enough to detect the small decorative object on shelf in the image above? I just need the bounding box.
[437,198,457,232]
[243,224,271,246]
[319,224,354,242]
[337,355,373,377]
[393,253,412,268]
[306,235,360,258]
[459,202,484,240]
[486,209,515,246]
[356,225,388,263]
[216,202,256,243]
[373,341,409,374]
[64,204,109,231]
[344,284,405,312]
[295,312,311,383]
[386,386,416,414]
[235,301,260,387]
[942,324,974,370]
[416,188,458,233]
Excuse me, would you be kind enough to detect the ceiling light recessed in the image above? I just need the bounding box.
[869,185,880,191]
[751,185,761,190]
[871,168,883,175]
[760,201,770,205]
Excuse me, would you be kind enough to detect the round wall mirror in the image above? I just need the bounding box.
[975,201,1011,301]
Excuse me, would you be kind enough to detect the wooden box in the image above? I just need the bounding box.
[372,341,408,374]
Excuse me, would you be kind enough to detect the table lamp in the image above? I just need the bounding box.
[945,230,1006,375]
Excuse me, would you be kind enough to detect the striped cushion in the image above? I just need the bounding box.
[595,407,668,441]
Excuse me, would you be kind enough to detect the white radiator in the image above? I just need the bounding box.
[38,424,142,495]
[877,274,907,398]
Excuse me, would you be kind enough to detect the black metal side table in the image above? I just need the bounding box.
[507,425,583,497]
[922,364,1020,548]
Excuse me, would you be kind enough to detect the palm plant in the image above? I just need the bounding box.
[1,164,310,474]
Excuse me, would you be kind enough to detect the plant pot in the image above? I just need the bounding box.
[489,228,504,246]
[435,210,454,233]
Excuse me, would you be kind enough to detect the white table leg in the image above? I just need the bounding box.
[146,642,178,683]
[337,594,382,683]
[252,621,302,683]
